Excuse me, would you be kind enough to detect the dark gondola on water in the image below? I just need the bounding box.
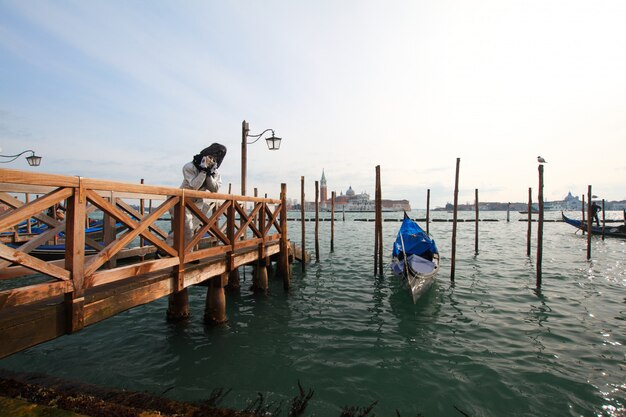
[390,212,440,303]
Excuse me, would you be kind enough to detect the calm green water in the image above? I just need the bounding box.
[1,210,624,417]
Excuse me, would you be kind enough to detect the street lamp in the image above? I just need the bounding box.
[241,120,281,196]
[0,150,42,166]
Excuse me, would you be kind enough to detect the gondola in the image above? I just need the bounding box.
[390,212,440,303]
[561,212,626,238]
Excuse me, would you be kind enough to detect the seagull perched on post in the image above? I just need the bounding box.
[537,156,547,163]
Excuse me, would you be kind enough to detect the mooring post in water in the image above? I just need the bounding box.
[301,176,305,272]
[451,158,460,281]
[587,185,592,260]
[204,273,228,324]
[279,183,291,289]
[426,188,431,235]
[601,199,605,240]
[374,165,382,275]
[315,180,320,263]
[507,202,510,222]
[527,188,532,257]
[474,188,479,254]
[377,166,383,274]
[251,261,268,293]
[581,194,586,235]
[331,191,335,252]
[536,165,544,288]
[374,168,379,275]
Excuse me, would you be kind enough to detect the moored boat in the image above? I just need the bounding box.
[561,212,626,238]
[390,212,440,303]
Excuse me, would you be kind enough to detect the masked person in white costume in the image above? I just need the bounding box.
[160,143,227,254]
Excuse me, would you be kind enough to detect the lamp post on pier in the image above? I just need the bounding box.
[0,149,42,166]
[241,120,281,196]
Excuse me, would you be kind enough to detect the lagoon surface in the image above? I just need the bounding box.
[1,210,624,417]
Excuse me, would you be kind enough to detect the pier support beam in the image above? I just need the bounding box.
[204,273,228,325]
[226,269,241,292]
[251,261,269,293]
[166,289,190,321]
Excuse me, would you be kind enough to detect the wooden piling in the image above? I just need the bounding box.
[301,176,305,272]
[378,165,383,275]
[586,185,592,260]
[581,194,586,235]
[474,188,479,254]
[451,158,460,281]
[279,183,291,289]
[251,262,268,293]
[507,202,510,222]
[167,290,190,322]
[374,165,383,275]
[204,273,227,324]
[315,180,320,262]
[331,191,335,252]
[169,192,190,320]
[601,199,605,240]
[226,196,240,292]
[527,188,532,257]
[140,179,146,261]
[536,165,544,288]
[426,189,431,235]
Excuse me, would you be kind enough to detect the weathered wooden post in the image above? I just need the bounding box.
[331,191,335,252]
[527,187,532,257]
[426,189,431,235]
[377,166,383,274]
[252,197,268,293]
[536,165,544,288]
[581,194,586,235]
[601,199,606,240]
[451,158,460,282]
[315,180,320,262]
[342,204,345,222]
[205,273,228,324]
[279,183,291,289]
[25,193,31,234]
[301,176,305,272]
[374,165,381,275]
[140,179,146,261]
[586,185,592,260]
[226,196,240,291]
[167,193,190,321]
[507,202,510,222]
[103,191,117,268]
[474,188,479,254]
[65,185,86,333]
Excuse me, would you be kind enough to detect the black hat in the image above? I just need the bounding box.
[193,143,227,170]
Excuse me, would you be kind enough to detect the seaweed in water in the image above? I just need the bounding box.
[340,400,378,417]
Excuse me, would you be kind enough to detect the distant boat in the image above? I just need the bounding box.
[561,212,626,238]
[390,212,440,303]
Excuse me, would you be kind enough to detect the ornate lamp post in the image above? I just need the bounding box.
[0,149,42,166]
[241,120,281,196]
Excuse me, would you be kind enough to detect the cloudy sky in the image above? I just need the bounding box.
[1,1,625,208]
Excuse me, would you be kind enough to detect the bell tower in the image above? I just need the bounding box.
[320,169,328,203]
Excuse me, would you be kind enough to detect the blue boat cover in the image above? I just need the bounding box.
[392,215,438,259]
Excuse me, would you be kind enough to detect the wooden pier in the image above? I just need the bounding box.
[0,168,292,359]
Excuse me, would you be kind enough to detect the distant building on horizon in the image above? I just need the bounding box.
[318,170,410,212]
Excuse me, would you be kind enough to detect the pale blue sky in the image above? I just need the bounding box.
[1,1,625,207]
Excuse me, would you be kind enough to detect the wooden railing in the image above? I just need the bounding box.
[0,168,289,331]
